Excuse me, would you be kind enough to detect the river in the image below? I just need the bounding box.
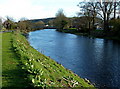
[28,29,120,88]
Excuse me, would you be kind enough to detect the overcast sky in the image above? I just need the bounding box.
[0,0,84,21]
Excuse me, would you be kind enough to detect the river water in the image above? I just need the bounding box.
[28,29,120,88]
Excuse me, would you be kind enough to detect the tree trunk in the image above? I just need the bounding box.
[88,21,91,34]
[114,2,116,19]
[92,16,95,30]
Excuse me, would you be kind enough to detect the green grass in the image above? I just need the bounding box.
[2,31,95,88]
[2,32,29,88]
[67,28,77,30]
[12,31,95,88]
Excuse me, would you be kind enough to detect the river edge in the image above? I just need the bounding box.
[11,31,96,88]
[57,29,120,42]
[22,29,120,86]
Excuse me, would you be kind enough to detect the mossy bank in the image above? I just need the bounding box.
[3,31,96,88]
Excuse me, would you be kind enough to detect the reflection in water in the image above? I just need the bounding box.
[28,29,120,88]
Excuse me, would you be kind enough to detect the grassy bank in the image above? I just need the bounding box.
[2,32,29,88]
[2,31,95,88]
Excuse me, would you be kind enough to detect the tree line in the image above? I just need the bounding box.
[1,0,120,38]
[54,0,120,39]
[1,16,46,33]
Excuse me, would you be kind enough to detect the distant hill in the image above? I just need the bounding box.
[28,17,56,24]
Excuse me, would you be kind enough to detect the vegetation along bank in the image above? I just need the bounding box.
[2,31,96,88]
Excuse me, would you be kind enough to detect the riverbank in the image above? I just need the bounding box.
[57,29,120,42]
[2,31,95,88]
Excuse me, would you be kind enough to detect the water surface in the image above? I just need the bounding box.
[28,29,120,88]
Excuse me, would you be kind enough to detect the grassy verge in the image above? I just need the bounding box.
[2,32,29,88]
[2,31,95,88]
[12,31,95,88]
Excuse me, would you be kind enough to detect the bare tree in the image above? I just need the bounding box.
[34,21,45,29]
[79,0,120,30]
[54,9,69,30]
[3,16,17,30]
[78,1,98,30]
[17,17,33,32]
[97,1,114,31]
[113,0,120,19]
[6,16,15,22]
